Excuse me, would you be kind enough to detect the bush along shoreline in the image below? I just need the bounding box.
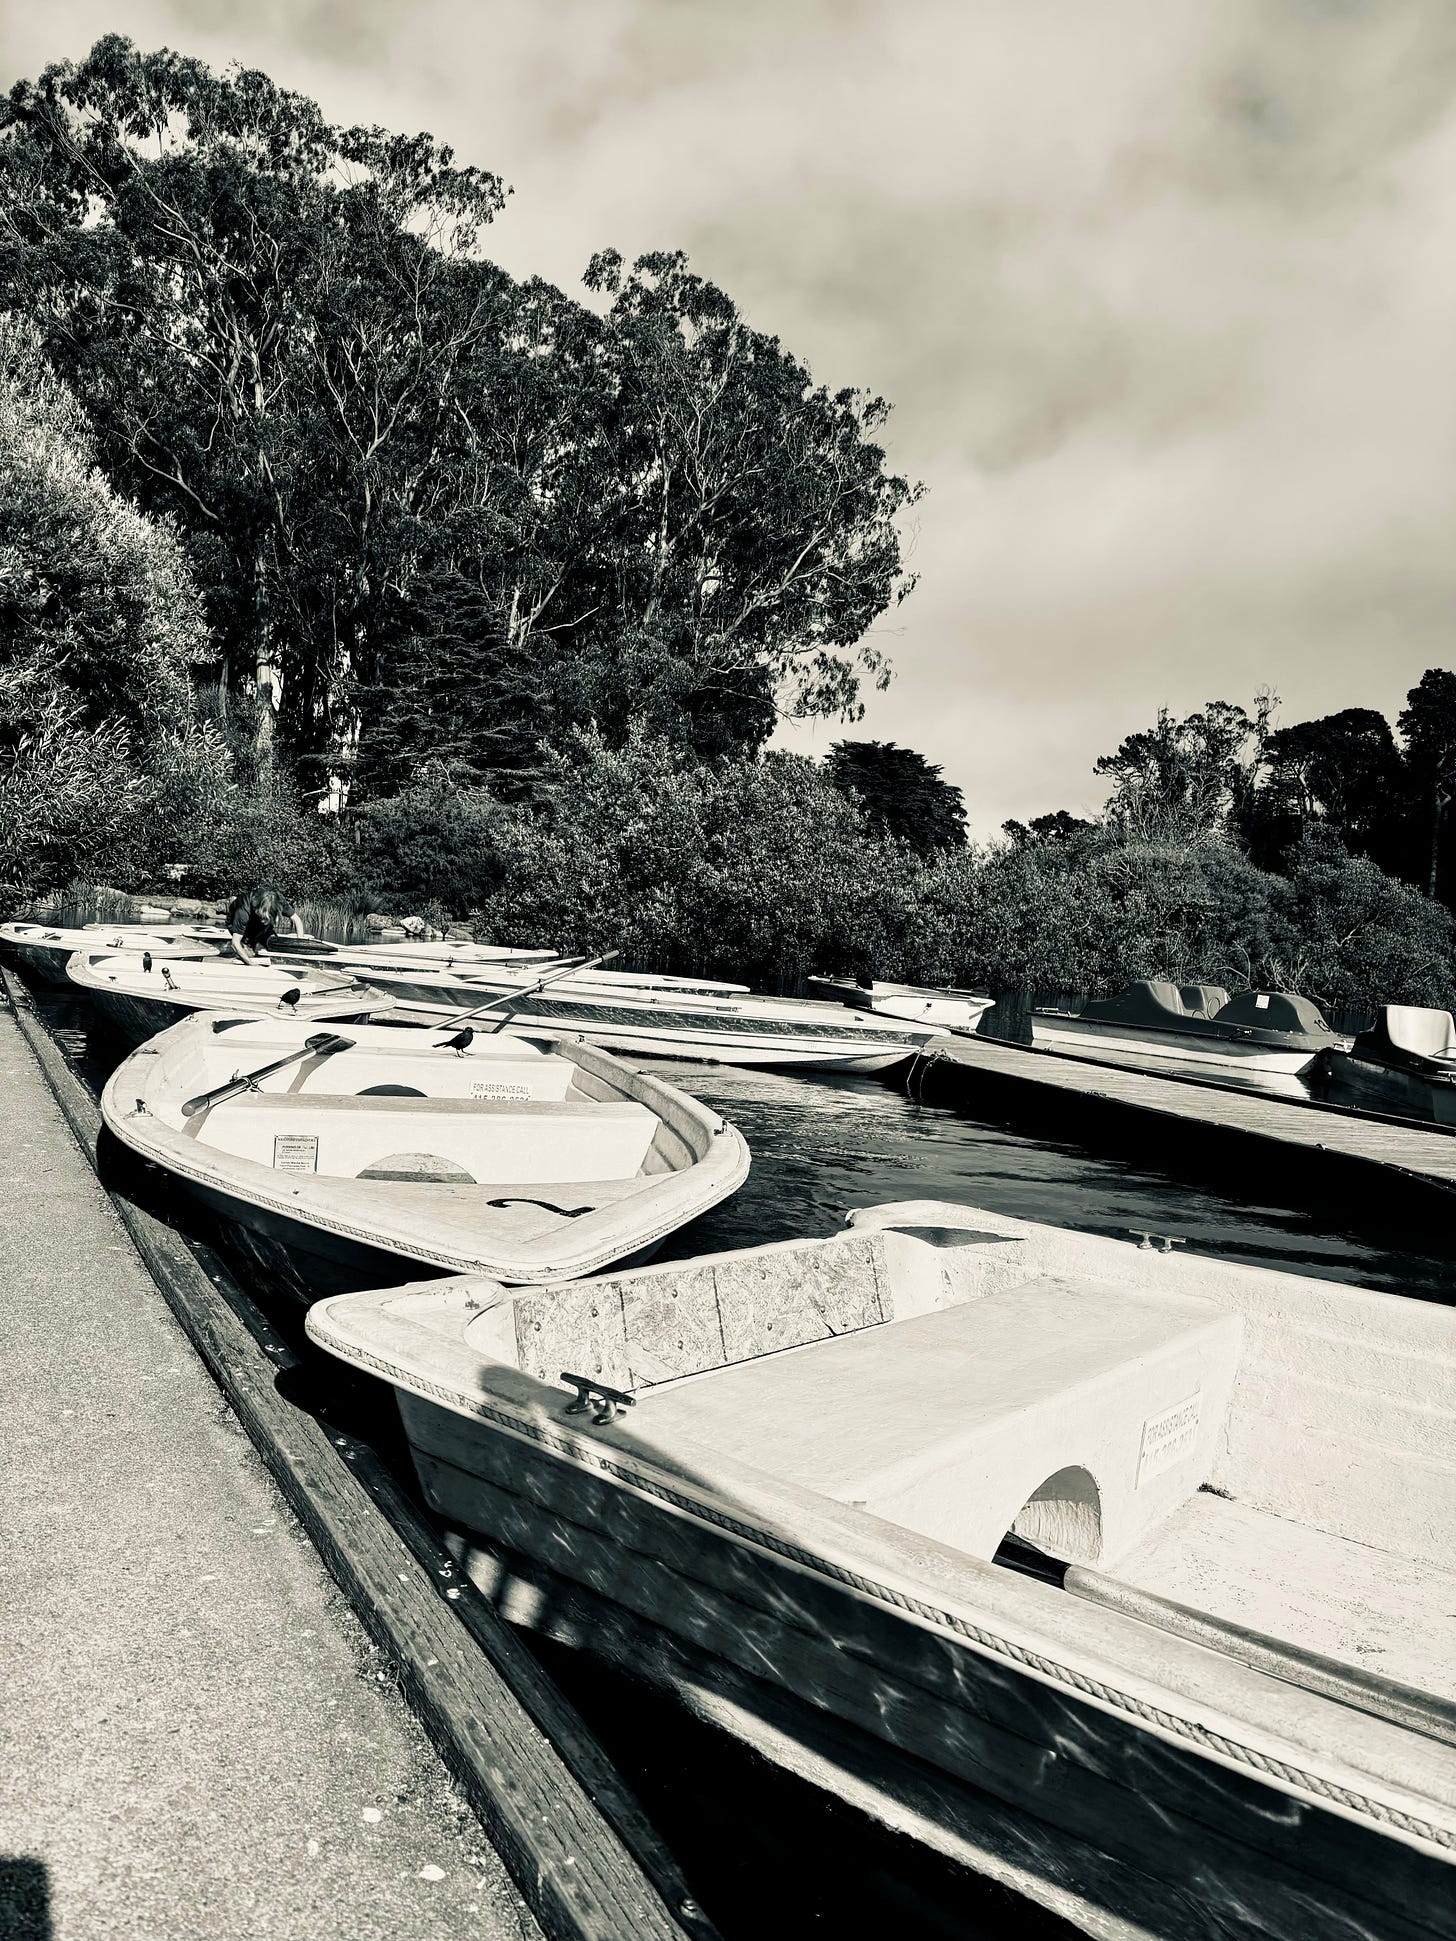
[19,731,1456,1024]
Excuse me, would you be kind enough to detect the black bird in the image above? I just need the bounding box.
[279,986,302,1010]
[435,1026,474,1055]
[142,951,152,973]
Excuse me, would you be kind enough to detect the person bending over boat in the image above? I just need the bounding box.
[226,885,303,964]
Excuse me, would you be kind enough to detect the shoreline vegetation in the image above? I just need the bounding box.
[4,40,1456,1026]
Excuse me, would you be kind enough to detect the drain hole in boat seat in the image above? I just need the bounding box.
[357,1083,428,1097]
[1009,1466,1103,1565]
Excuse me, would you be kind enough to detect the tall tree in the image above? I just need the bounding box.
[0,34,504,791]
[1398,669,1456,900]
[578,249,920,739]
[826,739,966,854]
[1247,707,1410,875]
[1095,698,1272,846]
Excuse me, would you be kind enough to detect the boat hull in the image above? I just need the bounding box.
[1323,1054,1456,1126]
[1033,1014,1321,1075]
[370,983,938,1072]
[400,1390,1448,1941]
[85,983,378,1050]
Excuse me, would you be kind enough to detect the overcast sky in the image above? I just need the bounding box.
[4,0,1454,831]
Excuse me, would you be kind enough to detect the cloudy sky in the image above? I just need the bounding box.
[4,0,1454,831]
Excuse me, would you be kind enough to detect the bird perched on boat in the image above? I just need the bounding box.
[142,951,152,973]
[279,987,301,1010]
[435,1026,475,1055]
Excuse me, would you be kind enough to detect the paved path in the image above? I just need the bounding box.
[0,1004,540,1941]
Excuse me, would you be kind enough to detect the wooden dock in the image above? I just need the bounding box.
[912,1035,1456,1234]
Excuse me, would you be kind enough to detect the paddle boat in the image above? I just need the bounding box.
[1323,1006,1456,1126]
[307,1198,1455,1941]
[1033,980,1349,1074]
[808,976,994,1033]
[344,957,952,1072]
[0,920,224,983]
[66,949,379,1046]
[102,1014,750,1295]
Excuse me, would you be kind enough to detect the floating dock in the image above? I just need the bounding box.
[912,1035,1456,1233]
[0,970,707,1941]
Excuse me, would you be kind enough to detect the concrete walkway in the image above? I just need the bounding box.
[0,1005,540,1941]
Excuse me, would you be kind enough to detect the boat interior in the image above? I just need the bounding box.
[138,1020,711,1206]
[321,1200,1455,1718]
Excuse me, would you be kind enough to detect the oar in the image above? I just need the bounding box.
[433,951,620,1033]
[181,1032,356,1118]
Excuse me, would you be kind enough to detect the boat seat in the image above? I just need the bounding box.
[192,1094,659,1185]
[1384,1006,1456,1060]
[630,1276,1243,1568]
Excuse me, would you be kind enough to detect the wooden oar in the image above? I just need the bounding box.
[182,1032,356,1118]
[434,951,620,1032]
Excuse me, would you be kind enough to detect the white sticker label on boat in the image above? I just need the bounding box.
[1137,1392,1201,1484]
[469,1080,533,1101]
[273,1133,319,1173]
[1254,994,1269,1009]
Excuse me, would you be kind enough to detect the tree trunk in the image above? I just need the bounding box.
[252,552,280,767]
[1428,787,1445,899]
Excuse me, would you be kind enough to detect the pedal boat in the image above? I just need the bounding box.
[102,1014,750,1294]
[1034,980,1349,1074]
[0,920,222,983]
[345,960,951,1072]
[809,977,995,1032]
[308,1199,1456,1941]
[1324,1006,1456,1125]
[66,949,379,1046]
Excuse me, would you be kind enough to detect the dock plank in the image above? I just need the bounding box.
[918,1036,1456,1196]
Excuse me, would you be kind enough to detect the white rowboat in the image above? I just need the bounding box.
[103,1015,750,1295]
[309,1198,1456,1941]
[66,950,379,1045]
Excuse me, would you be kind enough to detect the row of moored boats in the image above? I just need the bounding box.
[3,916,1452,1936]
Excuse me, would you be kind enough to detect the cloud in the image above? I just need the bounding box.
[6,0,1455,829]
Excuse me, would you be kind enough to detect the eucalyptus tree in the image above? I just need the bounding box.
[577,248,920,740]
[0,34,504,792]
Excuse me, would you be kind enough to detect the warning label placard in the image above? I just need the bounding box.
[1137,1392,1202,1485]
[273,1132,319,1173]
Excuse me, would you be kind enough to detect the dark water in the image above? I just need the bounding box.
[18,975,1453,1940]
[645,1059,1455,1303]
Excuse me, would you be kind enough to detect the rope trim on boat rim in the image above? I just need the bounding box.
[316,1333,1456,1856]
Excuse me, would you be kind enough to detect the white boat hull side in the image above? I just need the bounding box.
[379,998,933,1071]
[1033,1015,1320,1075]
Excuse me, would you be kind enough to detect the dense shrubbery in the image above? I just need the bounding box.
[341,736,1456,1008]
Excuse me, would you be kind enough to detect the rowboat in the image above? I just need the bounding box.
[269,936,565,969]
[341,960,951,1071]
[809,977,995,1032]
[308,1200,1455,1940]
[66,950,379,1046]
[1324,1006,1456,1126]
[1034,980,1349,1074]
[102,1015,750,1295]
[0,920,223,983]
